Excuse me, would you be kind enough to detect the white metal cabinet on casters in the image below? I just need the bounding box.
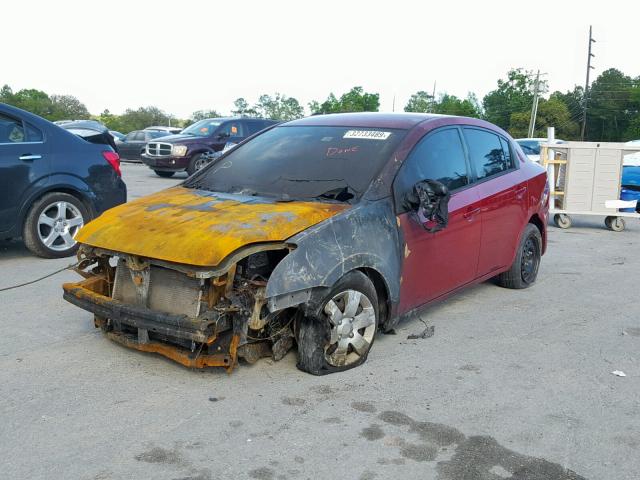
[541,141,640,231]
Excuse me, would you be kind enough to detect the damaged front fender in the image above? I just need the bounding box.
[265,198,402,329]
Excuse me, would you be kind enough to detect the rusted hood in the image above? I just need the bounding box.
[76,186,348,266]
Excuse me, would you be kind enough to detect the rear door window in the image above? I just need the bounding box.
[463,128,513,181]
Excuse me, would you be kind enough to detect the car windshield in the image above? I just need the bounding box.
[184,125,407,202]
[517,140,541,155]
[182,119,223,137]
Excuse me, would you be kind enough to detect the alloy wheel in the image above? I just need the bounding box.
[37,201,84,251]
[194,156,208,171]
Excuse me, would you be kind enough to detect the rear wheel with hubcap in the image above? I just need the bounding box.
[297,270,378,375]
[23,192,89,258]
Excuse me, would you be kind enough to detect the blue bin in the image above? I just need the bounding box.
[620,187,640,213]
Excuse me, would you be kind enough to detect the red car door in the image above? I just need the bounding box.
[462,128,529,275]
[395,127,482,314]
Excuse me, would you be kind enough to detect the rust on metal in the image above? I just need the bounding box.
[106,331,237,372]
[75,186,347,267]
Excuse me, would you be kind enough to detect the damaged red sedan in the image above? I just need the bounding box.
[63,113,548,375]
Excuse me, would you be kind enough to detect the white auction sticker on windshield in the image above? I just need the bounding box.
[343,130,391,140]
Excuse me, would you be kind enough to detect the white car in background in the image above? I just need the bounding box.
[515,138,566,163]
[624,140,640,167]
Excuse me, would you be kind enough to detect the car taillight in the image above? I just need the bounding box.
[102,151,121,177]
[541,179,550,207]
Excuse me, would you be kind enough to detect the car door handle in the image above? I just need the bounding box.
[19,154,42,161]
[515,186,527,199]
[463,207,481,219]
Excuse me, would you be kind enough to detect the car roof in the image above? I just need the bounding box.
[515,137,566,143]
[284,112,445,129]
[197,117,274,122]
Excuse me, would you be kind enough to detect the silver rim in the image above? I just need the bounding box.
[194,156,208,171]
[324,289,376,367]
[37,201,84,251]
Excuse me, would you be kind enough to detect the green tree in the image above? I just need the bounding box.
[310,87,380,114]
[231,98,258,117]
[97,109,122,131]
[404,91,433,113]
[482,69,546,131]
[1,85,89,122]
[49,94,90,121]
[1,86,54,118]
[433,93,481,117]
[0,85,15,103]
[253,93,304,120]
[115,106,171,132]
[190,109,221,121]
[586,68,639,141]
[508,97,580,139]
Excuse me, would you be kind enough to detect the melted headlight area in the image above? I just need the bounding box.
[62,245,297,372]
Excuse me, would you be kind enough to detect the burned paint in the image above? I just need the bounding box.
[76,186,348,267]
[265,198,402,329]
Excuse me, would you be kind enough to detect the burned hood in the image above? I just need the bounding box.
[76,187,348,267]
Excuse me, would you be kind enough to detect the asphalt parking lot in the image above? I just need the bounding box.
[1,162,638,480]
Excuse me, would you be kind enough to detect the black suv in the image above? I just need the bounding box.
[0,103,126,258]
[141,117,277,176]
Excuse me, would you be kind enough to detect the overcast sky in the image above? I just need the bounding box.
[3,0,639,119]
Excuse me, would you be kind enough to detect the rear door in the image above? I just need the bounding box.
[462,128,528,276]
[0,111,49,232]
[395,127,482,313]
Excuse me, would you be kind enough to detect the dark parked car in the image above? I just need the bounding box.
[0,103,126,258]
[141,117,277,176]
[118,130,169,161]
[63,113,548,375]
[110,130,125,142]
[144,126,182,134]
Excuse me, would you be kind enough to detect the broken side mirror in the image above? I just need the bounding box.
[405,179,450,233]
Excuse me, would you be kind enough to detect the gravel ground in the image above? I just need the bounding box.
[0,162,638,480]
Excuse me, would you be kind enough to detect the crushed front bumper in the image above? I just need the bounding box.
[62,276,239,372]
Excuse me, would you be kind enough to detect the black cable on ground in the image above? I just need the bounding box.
[0,262,78,292]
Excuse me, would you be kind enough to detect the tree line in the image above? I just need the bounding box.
[1,67,638,141]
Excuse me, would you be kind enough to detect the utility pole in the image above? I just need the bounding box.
[430,80,436,113]
[581,25,596,141]
[528,70,541,138]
